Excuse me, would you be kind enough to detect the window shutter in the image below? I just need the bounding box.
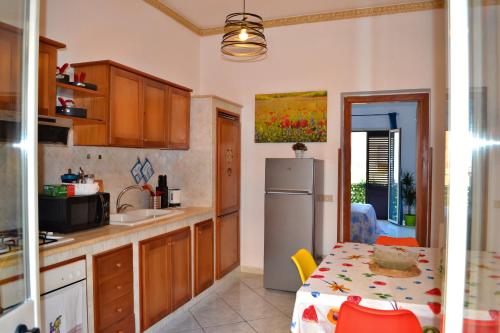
[366,131,389,185]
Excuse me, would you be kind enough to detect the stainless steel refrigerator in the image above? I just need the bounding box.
[264,158,324,292]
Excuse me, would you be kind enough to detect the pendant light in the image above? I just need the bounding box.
[221,0,267,59]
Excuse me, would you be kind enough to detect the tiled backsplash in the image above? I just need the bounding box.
[39,105,213,213]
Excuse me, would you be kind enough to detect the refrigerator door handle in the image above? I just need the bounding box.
[266,189,312,195]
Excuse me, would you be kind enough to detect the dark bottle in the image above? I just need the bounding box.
[157,175,169,208]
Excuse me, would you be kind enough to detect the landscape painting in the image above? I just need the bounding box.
[255,90,327,143]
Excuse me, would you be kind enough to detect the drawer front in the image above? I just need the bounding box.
[98,271,133,305]
[98,292,134,330]
[99,313,135,333]
[95,245,133,283]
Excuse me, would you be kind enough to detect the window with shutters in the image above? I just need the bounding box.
[366,131,389,185]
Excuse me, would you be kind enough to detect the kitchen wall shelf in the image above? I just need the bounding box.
[56,82,104,97]
[56,114,105,125]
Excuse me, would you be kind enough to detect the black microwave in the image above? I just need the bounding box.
[39,192,110,233]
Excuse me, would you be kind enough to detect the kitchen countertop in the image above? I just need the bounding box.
[0,206,213,277]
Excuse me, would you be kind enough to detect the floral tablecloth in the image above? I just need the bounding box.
[291,242,443,333]
[291,242,500,333]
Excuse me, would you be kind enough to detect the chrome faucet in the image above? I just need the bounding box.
[116,185,147,213]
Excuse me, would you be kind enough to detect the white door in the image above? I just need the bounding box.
[0,0,41,332]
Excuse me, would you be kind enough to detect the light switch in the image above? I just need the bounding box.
[494,200,500,209]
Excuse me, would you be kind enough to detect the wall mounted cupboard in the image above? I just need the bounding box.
[71,60,192,148]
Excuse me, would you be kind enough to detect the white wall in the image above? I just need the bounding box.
[199,10,447,270]
[39,0,200,92]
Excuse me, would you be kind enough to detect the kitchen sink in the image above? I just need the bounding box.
[126,209,172,218]
[110,208,183,226]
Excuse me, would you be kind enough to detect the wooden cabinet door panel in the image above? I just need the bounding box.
[93,245,134,332]
[140,235,171,331]
[194,220,214,295]
[38,42,57,116]
[217,212,240,279]
[217,115,241,216]
[170,227,192,310]
[0,28,21,111]
[109,66,143,147]
[168,87,190,149]
[143,78,168,147]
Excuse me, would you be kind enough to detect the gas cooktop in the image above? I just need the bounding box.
[0,229,73,255]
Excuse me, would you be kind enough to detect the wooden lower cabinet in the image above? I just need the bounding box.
[216,211,240,279]
[140,227,192,331]
[93,244,135,333]
[194,220,214,295]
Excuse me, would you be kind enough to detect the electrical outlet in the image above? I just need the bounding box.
[318,194,334,202]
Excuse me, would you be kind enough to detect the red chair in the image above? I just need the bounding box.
[463,318,500,333]
[335,301,422,333]
[375,236,420,247]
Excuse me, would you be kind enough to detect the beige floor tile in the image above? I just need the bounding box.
[253,287,296,317]
[190,294,244,328]
[204,322,256,333]
[248,314,293,333]
[160,310,201,333]
[241,274,264,290]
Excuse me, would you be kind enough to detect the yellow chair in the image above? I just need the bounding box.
[291,249,318,283]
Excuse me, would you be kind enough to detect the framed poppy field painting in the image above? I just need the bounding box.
[255,90,327,143]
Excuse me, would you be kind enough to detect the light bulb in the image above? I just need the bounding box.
[238,28,249,41]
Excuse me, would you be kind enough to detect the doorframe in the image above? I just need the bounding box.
[340,92,431,246]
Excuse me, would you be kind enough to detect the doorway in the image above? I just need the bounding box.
[340,92,431,246]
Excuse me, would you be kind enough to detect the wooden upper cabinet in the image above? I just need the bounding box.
[217,114,241,216]
[0,27,21,111]
[109,66,143,147]
[143,78,168,147]
[168,87,190,149]
[194,220,214,295]
[38,41,57,116]
[71,60,191,149]
[216,211,240,279]
[0,22,64,114]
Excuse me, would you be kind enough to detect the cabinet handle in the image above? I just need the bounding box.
[116,307,123,313]
[115,262,122,268]
[116,285,122,290]
[117,331,124,333]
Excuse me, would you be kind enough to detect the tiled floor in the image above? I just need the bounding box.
[377,219,416,238]
[157,272,295,333]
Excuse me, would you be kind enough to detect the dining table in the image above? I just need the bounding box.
[291,242,500,333]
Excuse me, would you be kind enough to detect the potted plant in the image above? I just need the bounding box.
[292,142,307,158]
[401,171,416,226]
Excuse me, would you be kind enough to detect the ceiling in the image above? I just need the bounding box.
[158,0,433,29]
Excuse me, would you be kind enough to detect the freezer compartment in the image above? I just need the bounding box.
[265,158,315,193]
[264,192,314,292]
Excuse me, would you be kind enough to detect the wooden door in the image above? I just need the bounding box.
[169,227,192,311]
[216,211,240,279]
[217,113,241,216]
[0,28,21,111]
[38,42,57,116]
[139,235,171,331]
[143,78,168,147]
[109,66,143,147]
[194,220,214,295]
[167,87,190,149]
